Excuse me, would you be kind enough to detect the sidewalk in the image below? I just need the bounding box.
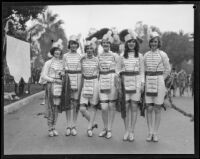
[4,91,44,115]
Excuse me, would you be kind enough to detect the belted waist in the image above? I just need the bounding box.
[99,70,115,75]
[145,71,163,76]
[66,70,81,74]
[83,75,98,80]
[121,71,139,76]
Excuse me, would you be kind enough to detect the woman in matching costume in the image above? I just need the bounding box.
[63,35,83,136]
[119,29,144,142]
[97,29,121,139]
[79,40,99,137]
[144,32,171,142]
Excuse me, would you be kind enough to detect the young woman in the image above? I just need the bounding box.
[120,30,144,142]
[41,46,65,137]
[63,35,82,136]
[79,41,99,137]
[98,31,121,139]
[144,32,171,142]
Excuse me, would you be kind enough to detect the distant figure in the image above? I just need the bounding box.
[36,68,41,84]
[32,68,37,84]
[167,68,178,97]
[177,69,187,96]
[18,77,25,96]
[185,74,190,96]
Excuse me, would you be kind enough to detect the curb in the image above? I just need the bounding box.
[4,91,44,115]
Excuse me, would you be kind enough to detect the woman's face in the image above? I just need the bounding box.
[70,41,78,52]
[102,40,110,52]
[54,49,61,58]
[86,45,94,58]
[150,37,159,50]
[127,39,136,50]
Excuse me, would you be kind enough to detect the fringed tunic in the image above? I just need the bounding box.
[64,52,82,102]
[80,56,99,106]
[121,52,144,102]
[144,49,171,105]
[98,51,121,103]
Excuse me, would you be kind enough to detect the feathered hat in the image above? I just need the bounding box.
[149,31,160,41]
[119,29,143,43]
[52,38,63,49]
[69,35,80,44]
[102,30,114,43]
[84,38,97,50]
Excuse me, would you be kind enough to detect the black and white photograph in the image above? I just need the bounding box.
[2,2,198,157]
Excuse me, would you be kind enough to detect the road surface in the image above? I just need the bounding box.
[4,93,194,154]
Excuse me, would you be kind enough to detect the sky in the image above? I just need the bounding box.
[47,4,194,39]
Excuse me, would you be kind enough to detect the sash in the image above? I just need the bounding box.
[100,74,111,93]
[146,75,158,96]
[66,60,80,91]
[69,74,78,91]
[124,76,136,93]
[83,79,94,98]
[52,80,62,97]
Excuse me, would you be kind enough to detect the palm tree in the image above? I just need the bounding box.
[28,10,68,62]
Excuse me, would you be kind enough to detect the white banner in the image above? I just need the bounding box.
[6,35,31,83]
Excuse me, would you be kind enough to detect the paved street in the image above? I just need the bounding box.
[4,93,194,154]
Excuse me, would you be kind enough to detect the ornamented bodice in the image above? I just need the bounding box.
[82,57,99,77]
[145,50,164,72]
[123,53,139,72]
[64,52,81,71]
[98,52,116,72]
[48,59,64,79]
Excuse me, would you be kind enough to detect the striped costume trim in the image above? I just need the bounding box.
[82,75,98,80]
[121,71,139,76]
[100,99,117,103]
[99,70,115,75]
[145,71,163,76]
[66,70,81,74]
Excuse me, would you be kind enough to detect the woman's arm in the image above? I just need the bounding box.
[41,61,54,82]
[162,51,171,80]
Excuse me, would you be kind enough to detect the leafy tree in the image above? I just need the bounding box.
[161,32,193,70]
[2,4,47,30]
[31,10,68,62]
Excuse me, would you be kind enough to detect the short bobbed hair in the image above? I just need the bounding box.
[50,47,62,57]
[68,40,79,49]
[149,36,162,49]
[84,45,95,53]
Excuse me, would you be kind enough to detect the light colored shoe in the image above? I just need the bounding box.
[152,134,159,142]
[128,132,135,142]
[87,129,93,137]
[65,127,71,136]
[123,132,129,141]
[53,129,59,136]
[146,133,153,142]
[71,127,77,136]
[99,129,107,137]
[106,130,112,139]
[48,130,54,137]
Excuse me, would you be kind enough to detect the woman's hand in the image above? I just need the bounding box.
[55,79,62,84]
[52,79,62,84]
